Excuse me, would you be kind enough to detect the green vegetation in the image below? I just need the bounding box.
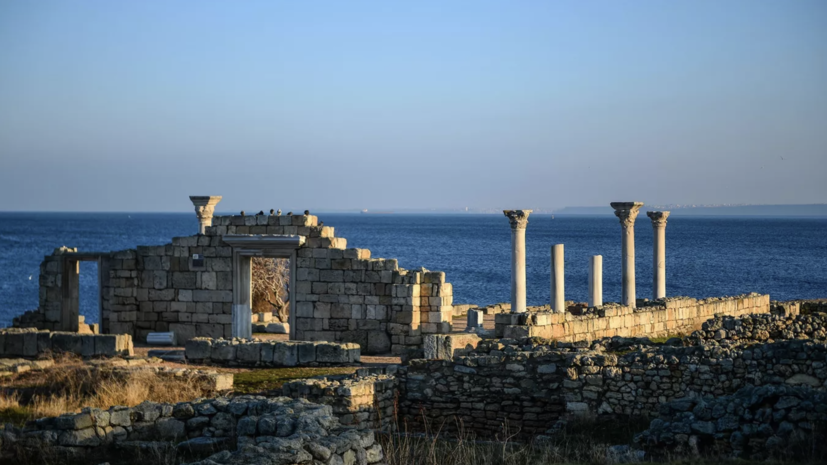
[0,405,30,426]
[233,366,359,394]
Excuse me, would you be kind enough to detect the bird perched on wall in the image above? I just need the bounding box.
[304,210,310,215]
[240,211,245,216]
[269,209,274,215]
[277,209,282,216]
[287,211,293,216]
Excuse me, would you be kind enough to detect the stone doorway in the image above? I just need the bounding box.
[251,256,291,334]
[59,252,109,333]
[221,235,304,339]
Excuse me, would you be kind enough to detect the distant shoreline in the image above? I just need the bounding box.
[1,203,826,217]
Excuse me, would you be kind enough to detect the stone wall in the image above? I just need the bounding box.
[0,396,383,465]
[282,369,399,431]
[184,338,360,367]
[21,212,454,354]
[636,384,827,461]
[494,294,771,343]
[397,333,827,437]
[13,246,104,333]
[0,328,133,358]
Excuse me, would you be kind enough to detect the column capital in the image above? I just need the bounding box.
[647,210,671,227]
[190,196,223,221]
[610,202,644,227]
[503,210,532,229]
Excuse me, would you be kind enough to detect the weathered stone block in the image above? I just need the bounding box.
[51,332,82,354]
[211,342,236,361]
[316,343,348,364]
[185,338,212,361]
[273,343,298,366]
[236,342,260,364]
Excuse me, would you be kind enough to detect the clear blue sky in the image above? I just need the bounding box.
[1,1,825,212]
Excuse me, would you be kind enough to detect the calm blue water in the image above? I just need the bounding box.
[1,212,826,327]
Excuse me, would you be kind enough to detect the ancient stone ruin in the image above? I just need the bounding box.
[4,197,825,464]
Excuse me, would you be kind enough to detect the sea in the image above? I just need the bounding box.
[1,212,825,327]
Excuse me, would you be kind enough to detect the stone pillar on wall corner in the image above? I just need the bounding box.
[610,202,643,308]
[503,210,531,313]
[647,211,670,300]
[189,196,223,235]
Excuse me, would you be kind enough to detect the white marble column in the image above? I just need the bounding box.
[589,255,603,307]
[503,210,532,313]
[610,202,643,307]
[232,252,253,339]
[189,196,223,235]
[550,244,564,313]
[647,211,670,300]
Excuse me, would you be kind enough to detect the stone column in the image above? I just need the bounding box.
[610,202,644,307]
[232,252,253,339]
[503,210,532,313]
[589,255,603,307]
[647,211,670,300]
[189,196,223,235]
[550,244,565,313]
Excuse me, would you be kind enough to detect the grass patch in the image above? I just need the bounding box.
[233,366,359,394]
[0,365,217,426]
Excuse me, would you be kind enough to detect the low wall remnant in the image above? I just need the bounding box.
[0,328,133,358]
[184,338,360,367]
[495,294,771,343]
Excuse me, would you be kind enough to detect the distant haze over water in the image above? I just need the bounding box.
[1,212,825,327]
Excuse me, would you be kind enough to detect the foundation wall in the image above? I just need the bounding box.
[495,294,772,342]
[399,339,827,437]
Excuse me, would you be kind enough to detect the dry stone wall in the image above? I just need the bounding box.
[282,369,399,431]
[185,338,360,367]
[0,396,384,465]
[636,384,827,461]
[494,294,771,343]
[397,334,827,438]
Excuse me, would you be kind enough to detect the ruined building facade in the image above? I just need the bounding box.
[15,211,454,355]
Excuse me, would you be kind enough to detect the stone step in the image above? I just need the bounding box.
[147,349,186,362]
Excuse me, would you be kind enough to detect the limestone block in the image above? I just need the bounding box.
[80,335,96,357]
[467,309,484,328]
[316,343,349,364]
[236,343,261,365]
[185,338,213,361]
[265,322,289,334]
[273,343,298,366]
[297,342,317,364]
[22,332,39,357]
[170,323,198,343]
[211,342,236,362]
[51,332,82,354]
[366,331,391,354]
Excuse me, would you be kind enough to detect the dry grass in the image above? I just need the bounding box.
[381,415,645,465]
[0,364,210,425]
[380,414,826,465]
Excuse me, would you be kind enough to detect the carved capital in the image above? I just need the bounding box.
[503,210,532,229]
[647,210,670,228]
[610,202,644,228]
[190,196,223,222]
